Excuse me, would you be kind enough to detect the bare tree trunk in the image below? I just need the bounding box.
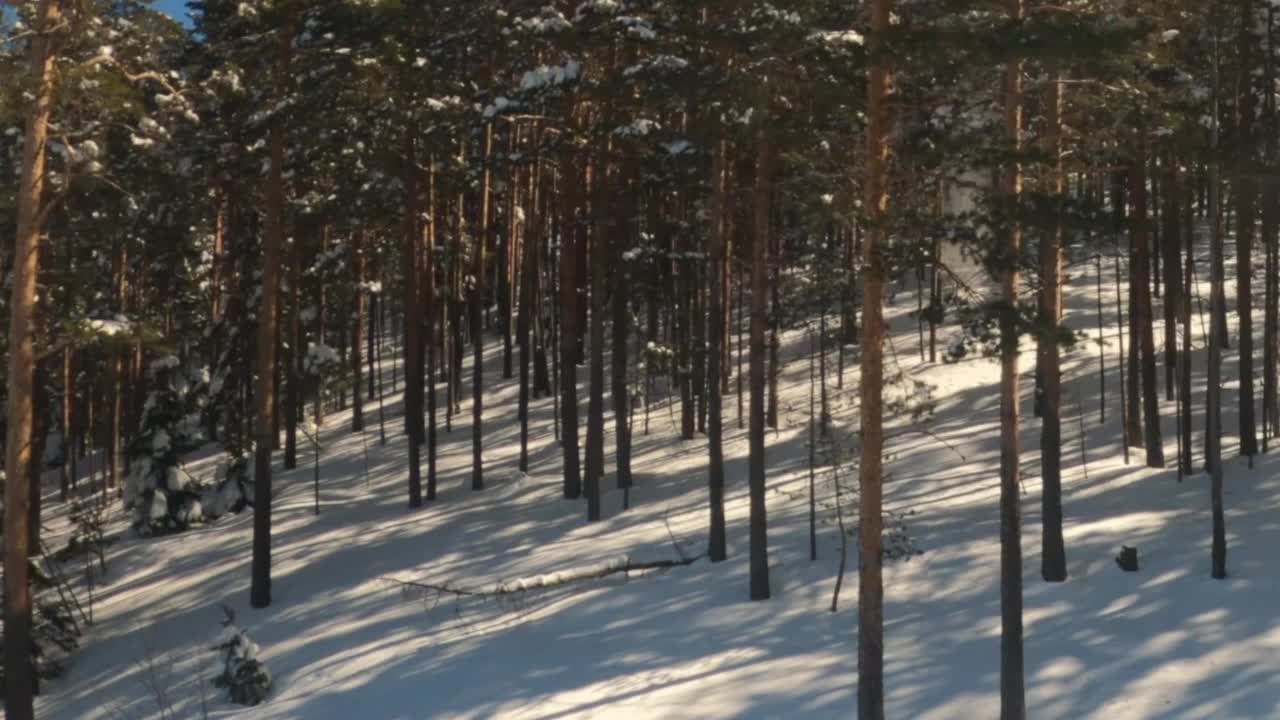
[585,152,607,522]
[352,231,366,433]
[707,137,729,563]
[1208,36,1228,579]
[518,171,534,471]
[859,3,891,711]
[403,132,424,509]
[1181,167,1195,474]
[424,162,438,499]
[1237,4,1260,458]
[1266,6,1280,448]
[284,229,301,470]
[1163,153,1183,403]
[251,6,296,609]
[1000,2,1027,713]
[471,126,493,492]
[560,154,582,499]
[1039,73,1067,583]
[613,166,633,492]
[749,116,773,602]
[1133,139,1165,467]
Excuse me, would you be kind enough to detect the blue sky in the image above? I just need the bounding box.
[3,1,190,27]
[154,0,190,24]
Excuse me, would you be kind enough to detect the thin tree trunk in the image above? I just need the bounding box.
[1238,1,1259,458]
[585,153,607,522]
[423,163,437,498]
[1133,139,1165,467]
[560,154,582,499]
[404,132,424,508]
[284,230,301,471]
[1208,35,1227,578]
[707,138,729,562]
[1181,165,1195,474]
[1000,3,1027,713]
[518,160,534,473]
[749,116,773,602]
[1266,6,1280,447]
[613,166,633,492]
[1039,73,1067,582]
[471,125,493,492]
[352,231,366,433]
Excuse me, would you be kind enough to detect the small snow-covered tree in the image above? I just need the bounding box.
[211,606,271,707]
[123,355,217,534]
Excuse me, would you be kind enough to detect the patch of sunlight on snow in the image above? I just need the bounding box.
[1099,594,1138,616]
[1136,630,1187,657]
[1142,568,1189,588]
[1036,656,1086,681]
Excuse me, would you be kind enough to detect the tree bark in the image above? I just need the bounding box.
[1039,73,1067,582]
[1208,40,1227,578]
[749,117,773,602]
[859,2,891,711]
[1132,139,1165,468]
[707,137,729,563]
[1000,2,1027,713]
[251,6,295,609]
[585,153,607,522]
[1236,4,1259,457]
[403,131,424,509]
[352,231,366,433]
[560,154,582,499]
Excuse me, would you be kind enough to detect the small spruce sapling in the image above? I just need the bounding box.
[211,606,272,706]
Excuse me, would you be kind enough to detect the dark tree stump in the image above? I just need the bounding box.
[1115,545,1139,572]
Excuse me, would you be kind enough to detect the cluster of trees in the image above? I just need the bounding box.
[2,0,1276,718]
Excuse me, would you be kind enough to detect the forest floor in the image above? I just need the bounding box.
[30,240,1280,719]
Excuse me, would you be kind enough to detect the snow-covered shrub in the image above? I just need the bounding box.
[211,607,271,707]
[124,354,245,534]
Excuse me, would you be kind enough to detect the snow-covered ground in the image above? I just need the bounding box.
[29,242,1280,719]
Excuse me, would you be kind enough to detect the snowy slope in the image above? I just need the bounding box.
[29,241,1280,720]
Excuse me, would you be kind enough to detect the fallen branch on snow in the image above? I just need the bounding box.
[381,553,703,606]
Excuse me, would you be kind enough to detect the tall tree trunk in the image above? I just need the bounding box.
[1133,139,1165,468]
[1236,3,1259,458]
[472,125,493,492]
[585,154,607,522]
[1163,152,1183,403]
[1000,2,1027,714]
[859,2,891,711]
[612,167,633,492]
[707,137,729,563]
[425,161,439,500]
[749,117,773,602]
[1039,73,1067,583]
[251,6,295,609]
[1181,169,1195,474]
[1125,223,1143,449]
[1208,40,1228,579]
[560,155,582,499]
[1265,6,1280,447]
[284,229,301,470]
[518,166,534,472]
[352,231,366,433]
[403,131,424,508]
